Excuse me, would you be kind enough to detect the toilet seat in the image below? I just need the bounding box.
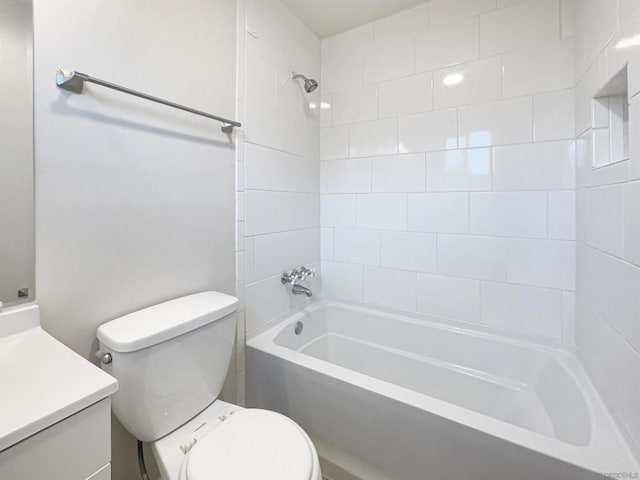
[183,409,314,480]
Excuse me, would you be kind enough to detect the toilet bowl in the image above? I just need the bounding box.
[152,400,322,480]
[96,292,322,480]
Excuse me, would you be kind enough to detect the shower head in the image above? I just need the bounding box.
[292,72,319,93]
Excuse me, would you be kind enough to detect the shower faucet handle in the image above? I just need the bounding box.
[281,266,315,285]
[299,266,316,279]
[281,269,301,285]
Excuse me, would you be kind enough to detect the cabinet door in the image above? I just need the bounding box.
[0,399,111,480]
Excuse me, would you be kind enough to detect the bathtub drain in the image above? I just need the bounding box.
[294,321,304,335]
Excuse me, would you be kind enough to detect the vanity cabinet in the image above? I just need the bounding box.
[0,399,111,480]
[0,305,119,480]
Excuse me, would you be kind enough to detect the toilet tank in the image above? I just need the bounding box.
[97,292,238,442]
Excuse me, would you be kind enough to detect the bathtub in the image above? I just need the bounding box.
[247,301,639,480]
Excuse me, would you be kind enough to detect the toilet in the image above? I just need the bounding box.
[96,291,322,480]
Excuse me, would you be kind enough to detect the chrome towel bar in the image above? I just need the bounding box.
[55,69,241,133]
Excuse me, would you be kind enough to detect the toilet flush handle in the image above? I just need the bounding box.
[96,350,113,365]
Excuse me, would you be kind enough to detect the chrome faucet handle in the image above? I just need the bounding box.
[299,266,316,278]
[281,269,301,285]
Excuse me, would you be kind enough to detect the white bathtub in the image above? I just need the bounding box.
[247,301,639,480]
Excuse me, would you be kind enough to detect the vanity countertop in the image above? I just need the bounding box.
[0,304,118,451]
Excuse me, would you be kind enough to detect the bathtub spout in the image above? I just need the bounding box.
[292,283,313,297]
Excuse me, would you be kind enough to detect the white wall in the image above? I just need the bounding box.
[238,0,321,364]
[33,1,237,478]
[574,0,640,455]
[320,0,577,341]
[0,0,33,305]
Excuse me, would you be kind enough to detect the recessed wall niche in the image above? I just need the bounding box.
[592,67,630,168]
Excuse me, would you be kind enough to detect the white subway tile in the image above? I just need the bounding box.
[320,94,332,127]
[415,17,479,72]
[364,42,415,84]
[575,300,640,446]
[245,97,288,150]
[399,109,458,153]
[245,143,318,192]
[334,228,381,266]
[493,141,576,191]
[357,194,408,230]
[244,236,255,282]
[458,97,533,148]
[371,154,426,192]
[534,90,575,142]
[321,126,349,160]
[506,238,576,290]
[320,261,364,301]
[374,3,429,47]
[417,274,481,322]
[576,190,588,243]
[321,228,334,260]
[245,276,291,332]
[364,266,417,311]
[549,191,576,240]
[381,231,437,273]
[591,252,640,353]
[326,158,372,193]
[427,148,493,192]
[480,0,561,57]
[321,52,363,94]
[434,57,502,109]
[331,85,378,125]
[378,73,433,118]
[429,0,497,28]
[625,182,640,266]
[254,229,319,280]
[245,191,280,235]
[321,194,357,227]
[481,282,563,338]
[349,119,398,158]
[279,192,319,231]
[329,24,374,59]
[470,192,547,238]
[408,193,469,234]
[587,184,625,257]
[246,51,278,105]
[576,132,594,189]
[503,39,574,98]
[438,235,507,281]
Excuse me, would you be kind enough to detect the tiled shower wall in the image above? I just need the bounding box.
[319,0,577,341]
[235,0,321,402]
[574,0,640,453]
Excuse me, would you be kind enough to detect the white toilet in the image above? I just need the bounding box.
[96,291,322,480]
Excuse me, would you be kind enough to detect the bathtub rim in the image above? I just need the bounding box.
[247,299,640,476]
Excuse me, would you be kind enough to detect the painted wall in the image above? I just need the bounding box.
[238,0,321,362]
[33,1,237,478]
[574,0,640,456]
[319,0,577,341]
[0,0,33,305]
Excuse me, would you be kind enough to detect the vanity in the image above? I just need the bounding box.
[0,305,118,480]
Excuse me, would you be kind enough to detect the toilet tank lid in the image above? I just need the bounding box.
[97,292,238,353]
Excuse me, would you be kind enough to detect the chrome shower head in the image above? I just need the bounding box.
[292,72,318,93]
